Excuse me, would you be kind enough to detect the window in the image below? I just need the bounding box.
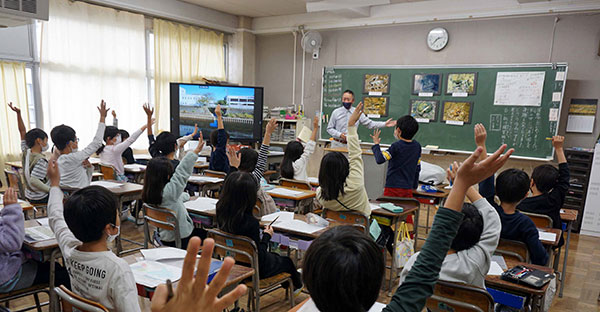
[146,29,155,106]
[25,66,36,129]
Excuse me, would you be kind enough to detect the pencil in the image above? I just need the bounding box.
[269,216,280,227]
[545,137,553,140]
[166,279,174,302]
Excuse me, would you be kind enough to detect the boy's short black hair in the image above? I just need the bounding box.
[496,168,530,204]
[25,128,48,148]
[396,115,419,140]
[303,226,384,312]
[154,132,178,156]
[451,203,484,252]
[119,129,130,140]
[342,89,354,99]
[210,129,229,147]
[63,186,118,243]
[531,164,559,193]
[50,125,76,150]
[238,148,258,172]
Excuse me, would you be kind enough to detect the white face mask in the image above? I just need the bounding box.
[41,143,50,152]
[106,224,120,243]
[115,135,122,144]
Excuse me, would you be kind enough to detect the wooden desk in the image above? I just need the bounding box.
[261,214,331,240]
[23,220,61,311]
[558,209,578,298]
[124,164,146,183]
[122,251,254,299]
[194,161,210,171]
[289,297,310,312]
[486,259,553,312]
[5,160,22,169]
[371,201,419,294]
[412,184,450,239]
[91,172,104,181]
[267,186,316,201]
[101,181,144,255]
[188,175,224,197]
[538,228,562,247]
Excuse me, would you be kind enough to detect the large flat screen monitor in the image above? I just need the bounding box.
[170,83,264,143]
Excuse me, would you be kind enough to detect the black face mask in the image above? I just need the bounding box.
[342,102,352,109]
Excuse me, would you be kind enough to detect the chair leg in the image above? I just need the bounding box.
[33,293,42,312]
[289,278,294,309]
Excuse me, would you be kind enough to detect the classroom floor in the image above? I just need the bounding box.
[5,206,600,312]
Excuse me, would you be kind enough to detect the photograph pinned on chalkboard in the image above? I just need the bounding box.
[362,96,389,117]
[442,101,473,124]
[412,73,442,95]
[363,74,390,94]
[446,72,477,95]
[410,100,438,122]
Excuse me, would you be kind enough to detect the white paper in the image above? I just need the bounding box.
[298,299,385,312]
[566,115,595,133]
[267,151,285,156]
[274,220,325,234]
[487,261,504,276]
[549,108,559,121]
[492,255,508,270]
[90,181,123,189]
[197,157,207,163]
[446,120,464,126]
[370,203,380,211]
[368,91,383,96]
[555,71,566,81]
[538,230,557,242]
[36,217,50,227]
[552,92,562,102]
[141,247,189,261]
[134,154,152,160]
[124,164,146,171]
[493,72,545,106]
[418,92,433,97]
[267,187,304,197]
[452,92,468,97]
[307,177,319,185]
[88,157,101,165]
[25,226,55,241]
[367,114,381,118]
[261,211,294,224]
[415,118,430,123]
[130,260,181,288]
[297,127,313,143]
[188,176,224,183]
[184,197,218,212]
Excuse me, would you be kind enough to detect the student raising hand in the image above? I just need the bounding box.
[47,158,60,187]
[97,100,110,123]
[474,123,487,148]
[151,237,247,312]
[2,188,18,206]
[348,101,364,127]
[552,135,564,149]
[193,132,205,155]
[226,146,241,168]
[371,129,381,145]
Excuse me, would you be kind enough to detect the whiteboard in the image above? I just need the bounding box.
[493,71,546,106]
[581,144,600,237]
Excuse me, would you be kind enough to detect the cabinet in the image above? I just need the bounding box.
[564,149,594,232]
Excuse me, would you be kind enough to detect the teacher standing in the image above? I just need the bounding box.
[327,89,396,148]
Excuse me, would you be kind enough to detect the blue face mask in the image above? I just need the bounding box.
[342,102,352,109]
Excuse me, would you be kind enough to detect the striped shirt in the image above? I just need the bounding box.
[251,144,270,184]
[20,141,49,201]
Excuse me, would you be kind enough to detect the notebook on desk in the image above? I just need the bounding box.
[184,197,218,213]
[24,226,55,243]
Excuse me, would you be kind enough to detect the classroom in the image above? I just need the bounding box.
[1,0,600,311]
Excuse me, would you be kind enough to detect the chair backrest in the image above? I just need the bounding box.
[54,285,109,312]
[426,280,494,312]
[99,164,116,180]
[322,209,369,233]
[203,170,227,178]
[4,169,25,199]
[520,211,553,228]
[207,229,258,271]
[142,203,181,248]
[376,196,420,211]
[279,178,311,190]
[495,238,529,263]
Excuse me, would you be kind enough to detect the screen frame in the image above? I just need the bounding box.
[170,82,264,143]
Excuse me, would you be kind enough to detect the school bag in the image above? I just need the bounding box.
[419,161,446,185]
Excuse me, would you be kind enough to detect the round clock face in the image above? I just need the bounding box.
[427,27,449,51]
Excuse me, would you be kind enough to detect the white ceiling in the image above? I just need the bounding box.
[180,0,429,17]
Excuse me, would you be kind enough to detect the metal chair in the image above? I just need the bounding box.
[495,238,530,263]
[54,285,108,312]
[99,164,117,181]
[207,229,294,311]
[0,283,49,312]
[279,178,311,190]
[322,209,369,234]
[142,203,181,249]
[426,280,495,312]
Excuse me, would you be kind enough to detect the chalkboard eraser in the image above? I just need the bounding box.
[424,145,439,150]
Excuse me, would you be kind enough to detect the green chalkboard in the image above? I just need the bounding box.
[320,64,567,160]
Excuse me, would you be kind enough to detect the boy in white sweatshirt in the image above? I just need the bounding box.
[50,100,108,189]
[46,156,141,312]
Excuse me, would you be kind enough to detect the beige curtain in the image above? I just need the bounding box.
[154,18,226,132]
[0,61,30,187]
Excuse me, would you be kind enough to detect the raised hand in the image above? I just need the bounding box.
[226,146,241,168]
[215,105,222,117]
[312,116,319,129]
[150,238,247,312]
[47,158,60,187]
[192,124,199,137]
[8,102,20,114]
[112,110,117,118]
[446,161,458,184]
[384,118,396,127]
[348,101,364,127]
[2,188,18,206]
[552,135,564,149]
[454,145,513,189]
[143,103,154,118]
[265,118,277,135]
[474,123,487,147]
[193,132,205,155]
[370,129,381,145]
[97,100,110,122]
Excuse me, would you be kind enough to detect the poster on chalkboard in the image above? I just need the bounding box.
[493,72,545,106]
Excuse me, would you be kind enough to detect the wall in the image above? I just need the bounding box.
[256,13,600,151]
